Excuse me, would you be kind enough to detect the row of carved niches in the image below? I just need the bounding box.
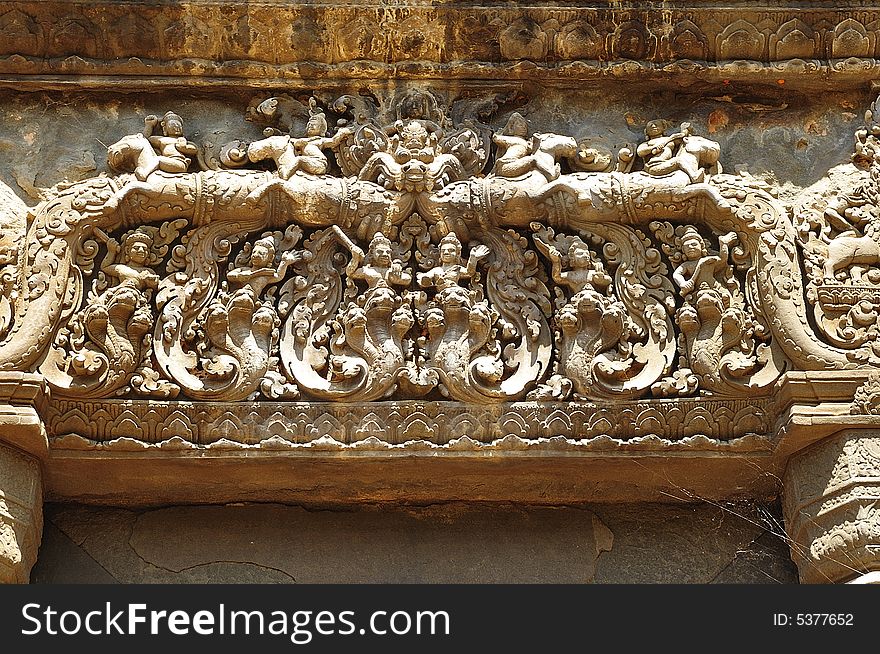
[1,3,880,65]
[13,86,880,403]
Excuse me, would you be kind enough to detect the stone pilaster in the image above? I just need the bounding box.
[0,373,48,583]
[783,430,880,584]
[0,443,42,583]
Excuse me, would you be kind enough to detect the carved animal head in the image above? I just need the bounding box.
[106,133,150,173]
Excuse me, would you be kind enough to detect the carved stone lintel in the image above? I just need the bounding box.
[0,442,42,583]
[783,429,880,584]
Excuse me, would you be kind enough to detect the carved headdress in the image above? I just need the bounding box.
[306,97,328,136]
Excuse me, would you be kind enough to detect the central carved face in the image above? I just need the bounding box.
[371,242,393,267]
[126,240,150,265]
[400,121,431,154]
[682,235,705,260]
[440,242,459,264]
[251,244,273,268]
[569,243,591,268]
[306,115,325,137]
[163,118,184,137]
[645,121,664,138]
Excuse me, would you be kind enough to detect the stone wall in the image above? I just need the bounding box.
[31,502,797,584]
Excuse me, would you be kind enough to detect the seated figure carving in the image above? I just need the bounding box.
[247,99,354,179]
[637,120,720,183]
[107,111,198,182]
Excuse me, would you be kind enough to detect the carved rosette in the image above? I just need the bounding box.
[783,430,880,583]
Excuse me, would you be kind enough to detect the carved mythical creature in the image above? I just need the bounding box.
[38,222,185,399]
[416,233,503,397]
[154,228,306,401]
[491,112,605,182]
[246,99,354,179]
[279,228,414,401]
[660,225,778,395]
[3,88,820,405]
[637,120,721,182]
[108,111,198,181]
[358,119,467,193]
[531,227,637,399]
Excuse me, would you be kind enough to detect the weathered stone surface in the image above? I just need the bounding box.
[39,502,614,583]
[593,502,797,584]
[0,442,42,583]
[783,429,880,583]
[33,501,796,583]
[0,2,879,89]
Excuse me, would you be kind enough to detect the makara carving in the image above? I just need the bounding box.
[10,87,880,407]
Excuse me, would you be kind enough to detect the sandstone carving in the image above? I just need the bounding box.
[13,89,880,410]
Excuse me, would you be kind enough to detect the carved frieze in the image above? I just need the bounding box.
[0,88,811,408]
[3,86,880,449]
[2,3,880,89]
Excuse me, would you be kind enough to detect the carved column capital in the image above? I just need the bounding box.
[783,429,880,584]
[0,372,47,583]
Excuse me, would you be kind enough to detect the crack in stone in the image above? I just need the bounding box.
[46,516,121,583]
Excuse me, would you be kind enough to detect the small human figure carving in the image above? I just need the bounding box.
[417,233,490,304]
[346,233,412,292]
[672,226,737,299]
[247,99,355,179]
[227,236,301,297]
[491,112,560,181]
[545,238,612,296]
[139,111,198,180]
[98,228,160,292]
[637,120,720,183]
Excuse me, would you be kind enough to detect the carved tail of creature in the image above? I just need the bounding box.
[154,221,274,401]
[0,177,123,378]
[709,179,840,372]
[710,265,786,395]
[279,227,402,401]
[581,224,678,399]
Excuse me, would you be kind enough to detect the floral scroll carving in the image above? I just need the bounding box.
[19,86,880,408]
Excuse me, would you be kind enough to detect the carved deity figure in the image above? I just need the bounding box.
[637,120,720,183]
[347,233,412,297]
[142,112,198,179]
[99,228,160,293]
[417,233,490,307]
[247,100,354,179]
[227,236,301,297]
[492,112,567,182]
[672,227,737,303]
[546,238,612,298]
[106,111,198,182]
